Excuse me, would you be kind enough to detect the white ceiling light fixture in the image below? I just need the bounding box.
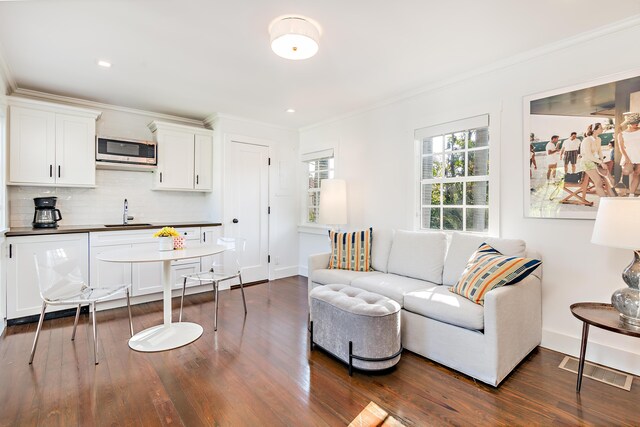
[269,16,320,60]
[286,108,296,113]
[97,60,111,68]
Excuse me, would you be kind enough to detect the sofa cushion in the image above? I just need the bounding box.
[443,232,527,286]
[404,285,485,330]
[350,273,435,305]
[387,230,446,284]
[450,243,542,305]
[329,228,373,271]
[371,229,394,273]
[311,269,381,286]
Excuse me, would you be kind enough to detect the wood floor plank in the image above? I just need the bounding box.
[0,276,638,426]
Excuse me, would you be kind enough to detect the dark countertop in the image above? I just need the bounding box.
[5,222,222,237]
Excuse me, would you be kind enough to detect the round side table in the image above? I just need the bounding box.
[570,302,640,392]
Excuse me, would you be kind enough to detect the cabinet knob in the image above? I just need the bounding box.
[232,218,239,224]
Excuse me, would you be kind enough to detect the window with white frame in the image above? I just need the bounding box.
[302,150,334,224]
[416,115,490,232]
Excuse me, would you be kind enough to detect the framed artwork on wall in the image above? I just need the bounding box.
[524,70,640,219]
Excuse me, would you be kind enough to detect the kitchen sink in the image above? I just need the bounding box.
[104,223,153,228]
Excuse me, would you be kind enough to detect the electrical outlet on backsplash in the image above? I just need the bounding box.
[8,170,213,227]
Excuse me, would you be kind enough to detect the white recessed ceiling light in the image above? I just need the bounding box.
[286,108,296,113]
[269,16,320,60]
[97,60,112,68]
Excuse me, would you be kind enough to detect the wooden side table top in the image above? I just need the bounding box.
[570,302,640,338]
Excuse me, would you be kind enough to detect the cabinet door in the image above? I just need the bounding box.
[55,114,96,186]
[6,234,89,319]
[194,133,213,191]
[131,243,163,296]
[9,106,56,184]
[90,244,132,301]
[156,130,195,190]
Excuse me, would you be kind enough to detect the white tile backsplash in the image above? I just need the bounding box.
[9,170,214,227]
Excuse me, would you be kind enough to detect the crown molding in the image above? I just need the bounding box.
[209,112,297,132]
[0,41,16,94]
[300,14,640,133]
[11,87,205,126]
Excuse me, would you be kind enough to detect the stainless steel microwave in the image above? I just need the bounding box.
[96,137,157,166]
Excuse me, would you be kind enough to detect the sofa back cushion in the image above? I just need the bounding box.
[371,229,394,273]
[387,230,446,284]
[443,232,526,286]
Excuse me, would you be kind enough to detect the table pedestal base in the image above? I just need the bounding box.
[128,322,203,352]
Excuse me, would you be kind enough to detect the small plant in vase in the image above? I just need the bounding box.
[153,227,180,251]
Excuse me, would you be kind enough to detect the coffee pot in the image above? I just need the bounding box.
[32,197,62,228]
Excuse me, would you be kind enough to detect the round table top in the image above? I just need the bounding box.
[97,243,226,263]
[570,302,640,338]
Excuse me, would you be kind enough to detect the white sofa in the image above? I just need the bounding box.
[307,230,542,386]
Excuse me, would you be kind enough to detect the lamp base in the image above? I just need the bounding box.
[612,250,640,326]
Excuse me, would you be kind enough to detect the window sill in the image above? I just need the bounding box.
[297,224,330,236]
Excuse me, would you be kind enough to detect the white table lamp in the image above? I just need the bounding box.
[591,197,640,326]
[319,179,347,229]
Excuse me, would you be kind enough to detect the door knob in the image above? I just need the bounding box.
[232,218,239,223]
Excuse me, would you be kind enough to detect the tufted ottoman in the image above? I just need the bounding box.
[309,284,402,375]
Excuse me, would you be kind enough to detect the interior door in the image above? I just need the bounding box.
[225,140,269,285]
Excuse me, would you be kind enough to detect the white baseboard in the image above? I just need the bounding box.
[299,266,308,277]
[542,329,640,376]
[271,265,299,280]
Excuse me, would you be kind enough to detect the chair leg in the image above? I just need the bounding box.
[29,302,47,364]
[179,276,187,322]
[126,288,134,337]
[214,281,219,331]
[71,304,81,341]
[91,302,98,365]
[239,273,247,315]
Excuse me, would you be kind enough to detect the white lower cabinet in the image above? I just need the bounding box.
[6,233,89,319]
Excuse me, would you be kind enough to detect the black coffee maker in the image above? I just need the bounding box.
[32,197,62,228]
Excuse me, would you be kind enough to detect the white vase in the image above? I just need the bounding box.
[158,236,174,251]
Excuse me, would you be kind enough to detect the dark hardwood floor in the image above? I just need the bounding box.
[0,276,637,426]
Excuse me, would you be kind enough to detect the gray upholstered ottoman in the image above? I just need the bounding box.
[309,284,402,375]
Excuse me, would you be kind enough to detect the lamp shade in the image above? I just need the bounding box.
[269,16,319,60]
[591,198,640,250]
[319,179,347,225]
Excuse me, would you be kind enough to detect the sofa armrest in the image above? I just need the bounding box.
[483,274,542,379]
[308,252,331,292]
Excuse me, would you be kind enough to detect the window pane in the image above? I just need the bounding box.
[423,155,443,179]
[422,183,441,205]
[466,208,489,232]
[468,128,489,148]
[422,135,444,155]
[445,132,465,151]
[308,174,320,189]
[443,208,463,230]
[466,181,489,205]
[444,153,465,177]
[308,191,319,208]
[443,182,463,205]
[308,208,318,223]
[309,161,316,173]
[468,149,489,176]
[317,158,331,171]
[422,207,441,229]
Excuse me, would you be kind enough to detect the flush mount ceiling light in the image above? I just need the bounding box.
[286,108,296,113]
[97,60,111,68]
[269,16,320,60]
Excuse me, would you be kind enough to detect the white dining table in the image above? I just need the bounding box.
[98,243,225,352]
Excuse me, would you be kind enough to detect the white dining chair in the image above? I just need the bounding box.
[179,237,247,331]
[29,247,134,365]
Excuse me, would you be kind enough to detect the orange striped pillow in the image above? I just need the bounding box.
[450,243,541,305]
[328,228,373,271]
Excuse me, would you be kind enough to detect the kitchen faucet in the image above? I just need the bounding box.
[123,199,134,224]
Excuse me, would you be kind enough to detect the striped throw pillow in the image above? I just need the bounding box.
[450,243,541,305]
[328,228,373,271]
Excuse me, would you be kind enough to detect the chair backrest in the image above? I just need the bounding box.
[34,248,87,303]
[212,237,246,275]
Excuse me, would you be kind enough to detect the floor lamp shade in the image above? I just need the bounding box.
[591,197,640,326]
[319,179,347,225]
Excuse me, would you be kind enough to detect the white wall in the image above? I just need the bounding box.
[210,114,300,280]
[299,23,640,375]
[7,102,215,227]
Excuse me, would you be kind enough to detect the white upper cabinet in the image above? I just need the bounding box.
[148,121,213,192]
[8,97,101,187]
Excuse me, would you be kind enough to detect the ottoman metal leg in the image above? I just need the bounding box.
[310,321,314,351]
[348,340,404,376]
